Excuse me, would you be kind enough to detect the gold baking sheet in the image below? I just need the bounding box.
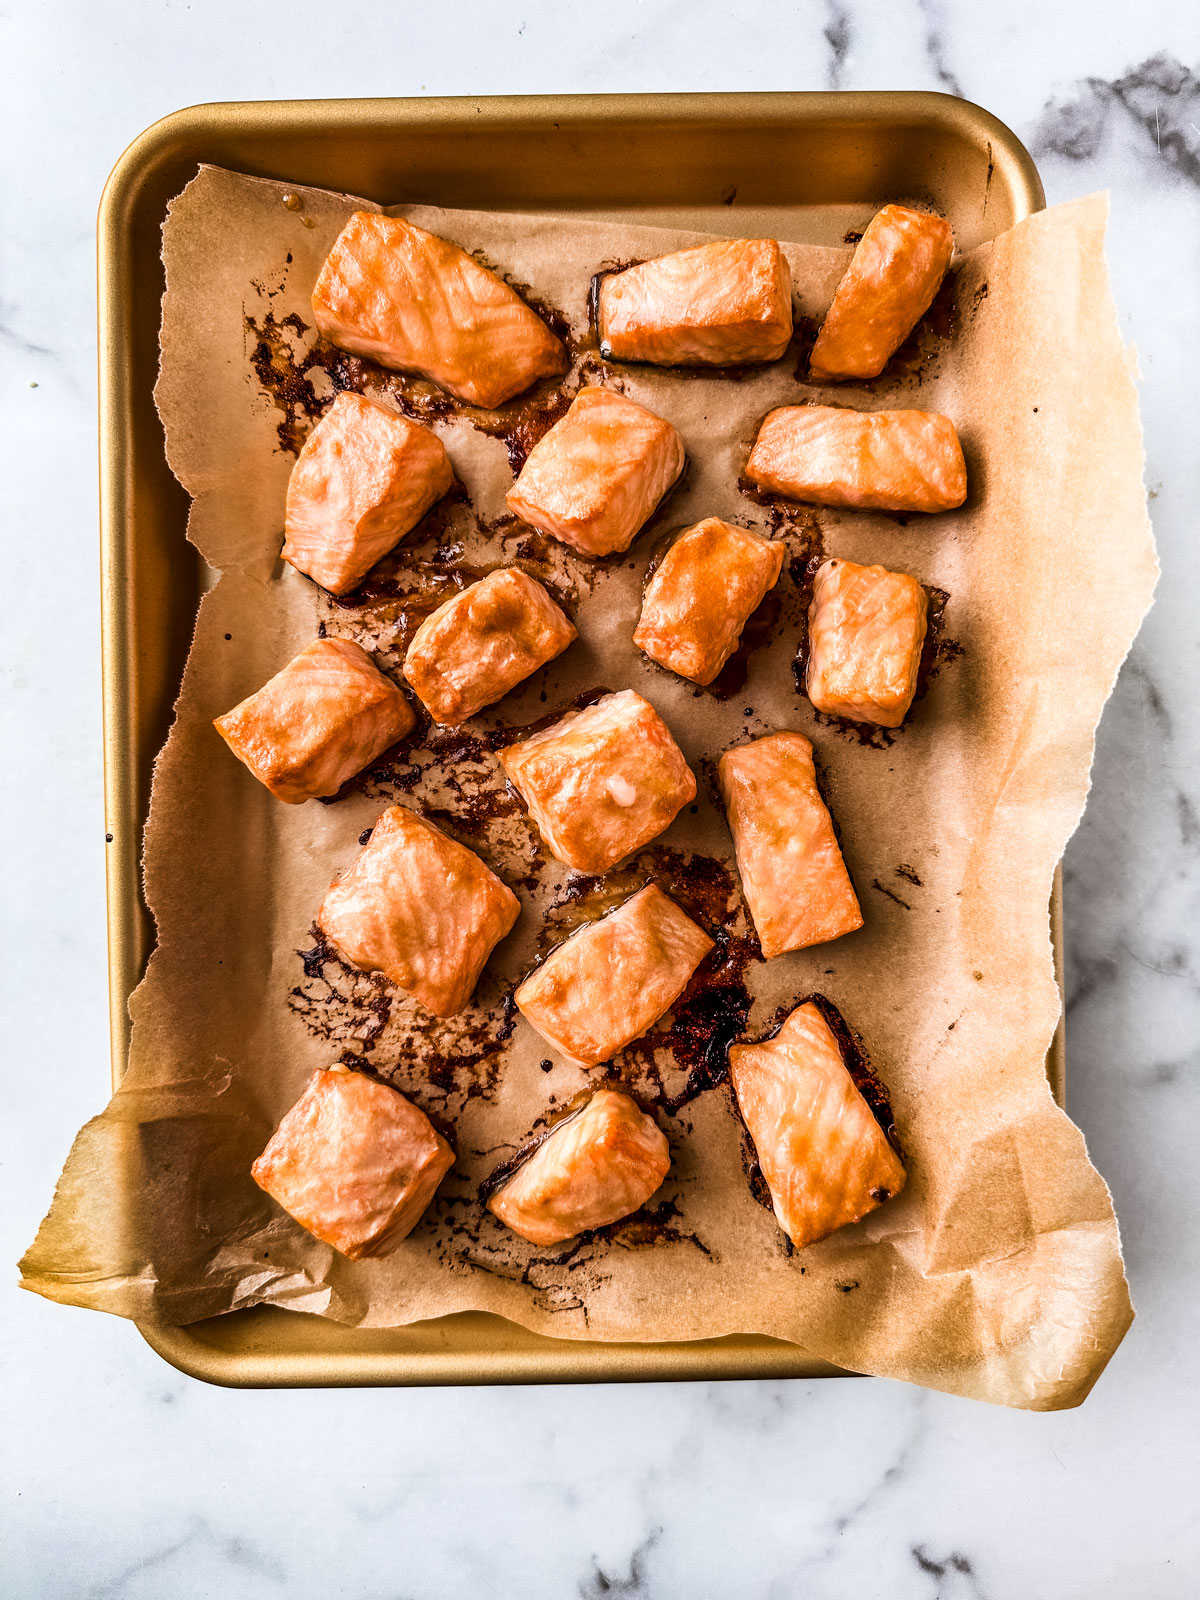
[97,92,1055,1387]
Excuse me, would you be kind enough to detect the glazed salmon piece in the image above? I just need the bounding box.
[251,1067,454,1259]
[403,568,577,727]
[807,557,929,728]
[516,885,713,1067]
[282,392,453,596]
[634,517,784,686]
[598,238,793,366]
[312,212,567,408]
[728,1002,906,1249]
[486,1090,670,1246]
[718,731,862,958]
[499,689,697,874]
[318,805,520,1018]
[506,387,685,557]
[810,204,954,382]
[214,637,415,804]
[746,405,966,513]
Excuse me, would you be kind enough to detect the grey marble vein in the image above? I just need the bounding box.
[915,0,965,98]
[579,1527,663,1598]
[1031,53,1200,184]
[823,0,853,90]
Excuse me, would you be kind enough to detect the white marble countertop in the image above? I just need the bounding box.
[4,2,1199,1594]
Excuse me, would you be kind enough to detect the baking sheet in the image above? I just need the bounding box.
[21,166,1155,1408]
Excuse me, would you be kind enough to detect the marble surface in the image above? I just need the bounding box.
[4,2,1199,1594]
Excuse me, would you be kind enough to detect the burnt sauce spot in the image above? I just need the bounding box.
[478,1103,713,1262]
[477,1092,598,1202]
[701,589,783,702]
[243,310,458,454]
[797,993,903,1158]
[795,269,959,391]
[870,878,913,911]
[586,260,646,347]
[470,354,614,475]
[917,585,964,692]
[518,848,757,1119]
[739,1130,777,1214]
[789,315,821,381]
[603,1198,712,1257]
[290,926,391,1050]
[863,267,959,387]
[289,925,518,1113]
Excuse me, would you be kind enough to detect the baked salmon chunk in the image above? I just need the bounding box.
[403,567,577,726]
[486,1090,670,1246]
[506,387,685,557]
[746,406,967,513]
[317,805,520,1017]
[598,238,793,366]
[634,517,784,686]
[251,1067,454,1259]
[810,204,954,382]
[311,212,567,408]
[214,637,415,804]
[807,557,928,727]
[515,885,713,1067]
[728,1002,906,1249]
[499,689,696,873]
[718,731,862,957]
[282,392,453,596]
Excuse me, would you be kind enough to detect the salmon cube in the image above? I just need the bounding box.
[807,557,928,728]
[746,405,967,513]
[598,237,793,366]
[403,568,577,726]
[516,885,713,1067]
[312,212,567,408]
[506,387,685,557]
[251,1067,454,1259]
[810,204,954,382]
[499,689,696,874]
[634,517,784,686]
[214,637,415,804]
[728,1002,906,1248]
[318,805,520,1017]
[282,392,454,596]
[718,731,862,957]
[486,1090,670,1246]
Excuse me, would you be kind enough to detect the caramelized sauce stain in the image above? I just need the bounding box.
[792,270,958,391]
[290,925,392,1050]
[870,878,913,911]
[471,352,616,475]
[916,585,964,692]
[789,315,821,380]
[290,925,519,1113]
[243,310,458,455]
[701,588,783,701]
[477,1097,713,1261]
[792,572,960,747]
[759,992,902,1155]
[477,1092,595,1203]
[603,1198,712,1257]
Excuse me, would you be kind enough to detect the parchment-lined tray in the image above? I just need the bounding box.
[95,92,1061,1388]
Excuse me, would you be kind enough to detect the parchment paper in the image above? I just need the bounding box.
[21,167,1157,1409]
